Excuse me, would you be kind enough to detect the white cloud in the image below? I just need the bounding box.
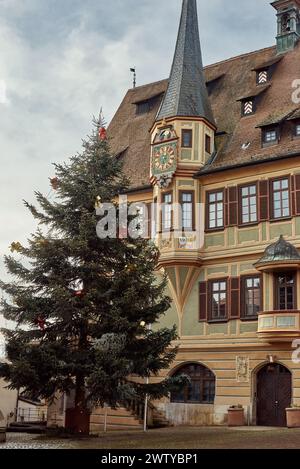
[0,0,277,344]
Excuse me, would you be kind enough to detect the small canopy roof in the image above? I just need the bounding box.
[255,235,300,271]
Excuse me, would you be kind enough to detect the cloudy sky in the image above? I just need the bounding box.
[0,0,276,349]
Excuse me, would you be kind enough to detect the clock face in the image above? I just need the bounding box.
[153,144,176,173]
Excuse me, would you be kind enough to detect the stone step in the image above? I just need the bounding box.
[90,423,142,433]
[89,405,143,433]
[90,414,141,426]
[92,407,131,417]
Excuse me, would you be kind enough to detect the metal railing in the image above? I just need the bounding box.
[16,407,46,423]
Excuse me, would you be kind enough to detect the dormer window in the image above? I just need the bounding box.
[262,127,279,147]
[242,100,254,116]
[257,70,268,85]
[134,93,163,116]
[294,122,300,138]
[205,134,212,154]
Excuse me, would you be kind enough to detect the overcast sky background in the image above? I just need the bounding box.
[0,0,276,351]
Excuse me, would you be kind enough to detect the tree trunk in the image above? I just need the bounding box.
[65,375,90,435]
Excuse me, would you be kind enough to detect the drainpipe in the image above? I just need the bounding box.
[15,389,20,423]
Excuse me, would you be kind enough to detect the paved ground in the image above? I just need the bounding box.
[2,427,300,449]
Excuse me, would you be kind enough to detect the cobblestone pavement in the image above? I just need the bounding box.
[2,427,300,449]
[1,433,76,449]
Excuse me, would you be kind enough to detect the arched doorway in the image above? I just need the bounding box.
[256,363,292,427]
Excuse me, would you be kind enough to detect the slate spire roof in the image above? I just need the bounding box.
[156,0,215,125]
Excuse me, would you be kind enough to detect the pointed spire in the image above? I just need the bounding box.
[157,0,215,125]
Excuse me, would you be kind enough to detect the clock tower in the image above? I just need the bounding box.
[151,0,216,188]
[150,0,216,323]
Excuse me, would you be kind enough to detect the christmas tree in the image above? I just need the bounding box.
[0,116,183,433]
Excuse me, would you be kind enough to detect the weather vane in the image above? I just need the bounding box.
[130,67,136,88]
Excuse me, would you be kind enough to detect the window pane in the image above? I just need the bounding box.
[241,185,257,224]
[273,181,281,191]
[182,130,192,148]
[244,277,261,317]
[181,193,193,230]
[273,179,290,219]
[277,273,295,310]
[171,365,215,404]
[208,192,224,229]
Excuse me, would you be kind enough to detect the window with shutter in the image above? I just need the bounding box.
[241,275,262,320]
[206,190,224,231]
[270,177,290,220]
[239,184,258,225]
[208,279,228,322]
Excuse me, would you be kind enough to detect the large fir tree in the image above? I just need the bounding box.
[0,117,182,429]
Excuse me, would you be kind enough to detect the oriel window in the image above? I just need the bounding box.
[276,273,296,311]
[205,134,212,154]
[180,192,194,231]
[182,129,193,148]
[162,193,173,232]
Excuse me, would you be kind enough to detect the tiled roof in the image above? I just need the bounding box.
[156,0,214,124]
[108,80,167,188]
[237,83,271,101]
[108,41,300,187]
[251,55,283,71]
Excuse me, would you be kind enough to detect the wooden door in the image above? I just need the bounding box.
[257,364,292,427]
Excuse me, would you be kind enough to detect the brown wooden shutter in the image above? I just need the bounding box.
[240,276,245,319]
[229,277,240,319]
[259,180,269,222]
[199,281,208,322]
[291,175,300,216]
[228,186,238,226]
[224,188,229,227]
